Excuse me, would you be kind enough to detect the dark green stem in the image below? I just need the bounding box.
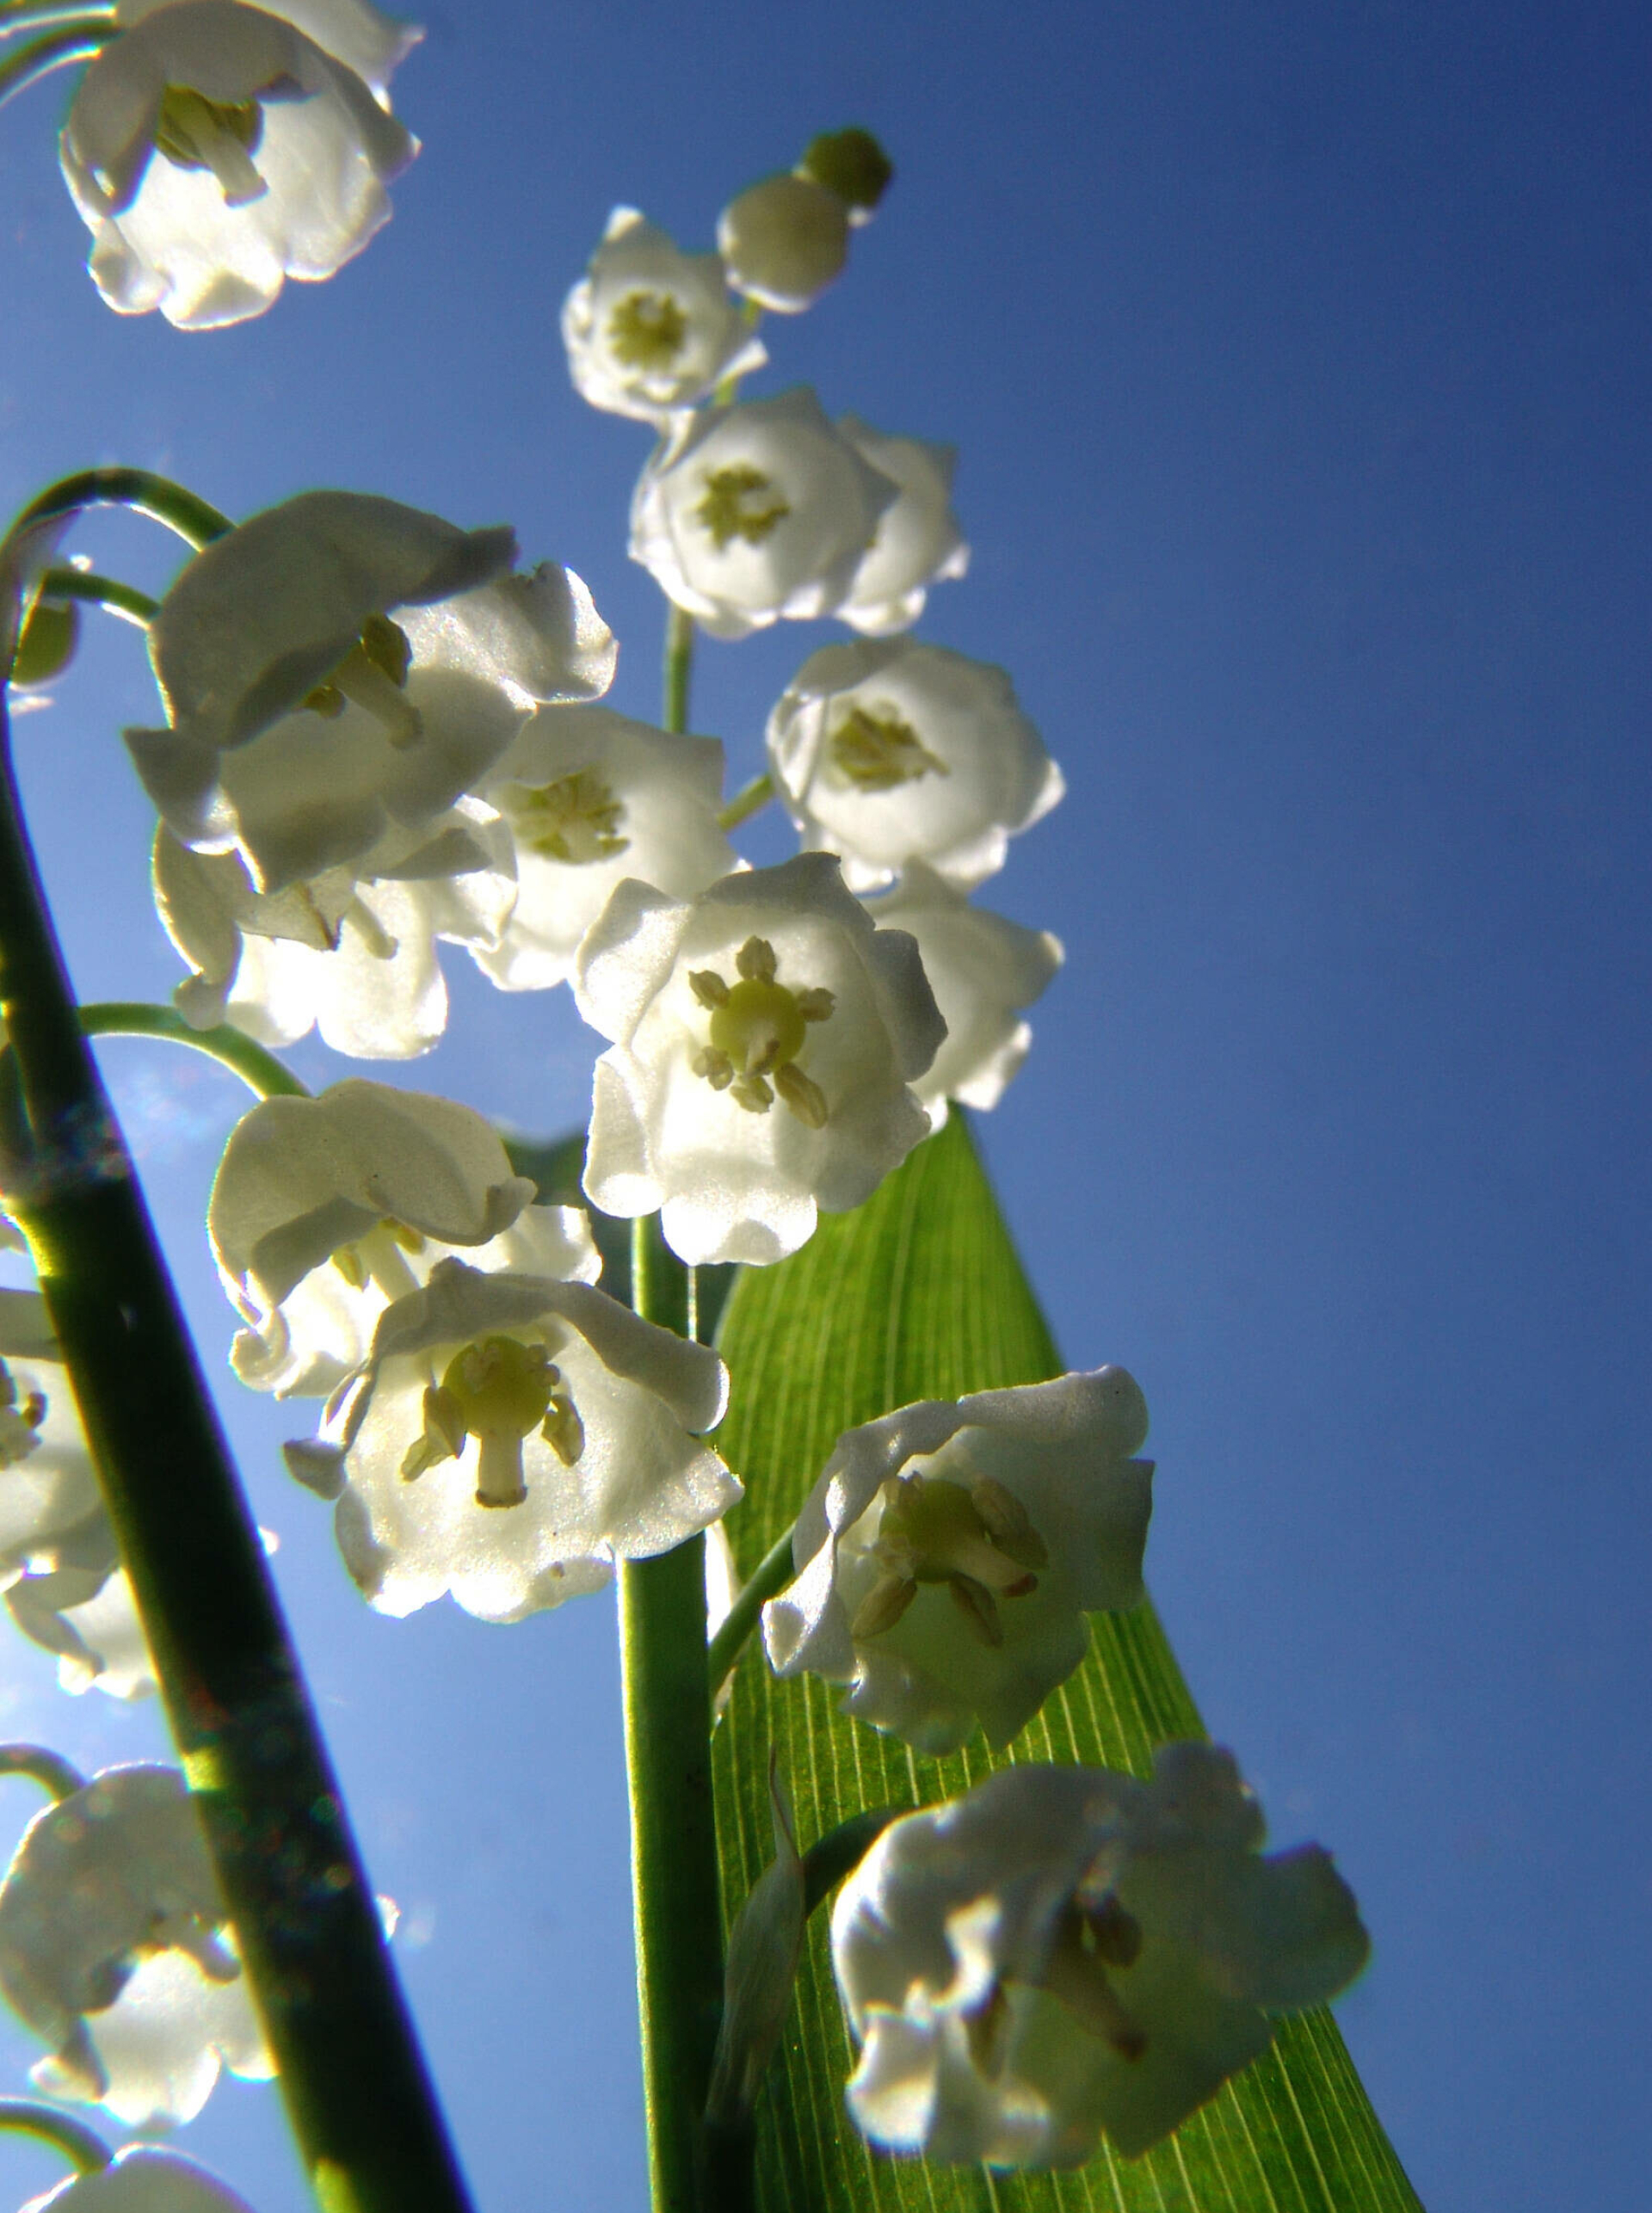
[0,21,101,104]
[0,701,471,2209]
[715,771,774,834]
[663,604,694,737]
[0,1742,86,1801]
[7,469,231,553]
[620,1216,724,2212]
[78,1002,310,1100]
[0,2101,111,2175]
[37,568,159,628]
[706,1524,797,1694]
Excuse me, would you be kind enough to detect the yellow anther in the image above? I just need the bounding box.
[398,1336,581,1508]
[948,1572,1002,1647]
[828,704,949,792]
[795,986,835,1022]
[692,1046,735,1090]
[870,1470,1042,1611]
[851,1572,917,1640]
[730,1073,774,1114]
[694,465,791,551]
[153,84,266,206]
[303,618,421,746]
[970,1476,1049,1572]
[688,969,730,1008]
[607,288,690,369]
[1039,1902,1147,2059]
[540,1389,585,1468]
[736,936,778,983]
[774,1062,828,1129]
[692,939,834,1125]
[333,1244,369,1291]
[500,769,630,864]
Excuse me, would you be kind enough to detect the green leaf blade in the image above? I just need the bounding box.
[711,1114,1421,2213]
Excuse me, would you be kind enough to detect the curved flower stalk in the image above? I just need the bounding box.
[835,416,970,637]
[152,805,518,1058]
[469,705,737,991]
[22,2145,258,2213]
[767,637,1065,891]
[764,1368,1152,1754]
[576,851,946,1266]
[718,126,894,313]
[126,490,614,890]
[629,388,898,641]
[284,1258,737,1621]
[207,1078,596,1396]
[60,0,422,330]
[862,862,1063,1125]
[0,1295,155,1701]
[0,1766,273,2125]
[563,207,766,424]
[832,1743,1370,2166]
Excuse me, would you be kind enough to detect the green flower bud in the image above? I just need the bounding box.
[10,598,79,688]
[798,126,894,213]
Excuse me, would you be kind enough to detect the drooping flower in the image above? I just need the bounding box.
[208,1079,596,1396]
[835,417,969,636]
[469,706,737,991]
[562,207,766,424]
[23,2144,258,2213]
[60,0,421,330]
[126,491,615,888]
[765,1369,1152,1754]
[861,864,1063,1126]
[0,1297,155,1702]
[576,852,945,1267]
[629,389,898,641]
[284,1257,737,1622]
[152,804,518,1059]
[0,1766,273,2126]
[832,1742,1370,2166]
[767,638,1064,891]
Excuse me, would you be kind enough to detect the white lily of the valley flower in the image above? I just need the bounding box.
[768,638,1064,892]
[0,1766,273,2126]
[862,865,1063,1127]
[153,804,518,1059]
[836,418,969,636]
[23,2144,258,2213]
[61,0,420,330]
[629,389,897,641]
[576,852,944,1267]
[126,492,614,887]
[0,1297,156,1702]
[207,1079,596,1397]
[286,1259,736,1621]
[833,1742,1370,2166]
[765,1369,1152,1755]
[563,207,767,424]
[471,706,738,991]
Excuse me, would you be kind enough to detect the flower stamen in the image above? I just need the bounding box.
[851,1470,1045,1643]
[828,703,949,792]
[498,768,630,864]
[607,288,689,369]
[688,936,835,1124]
[399,1335,580,1507]
[153,83,267,206]
[303,613,422,746]
[694,465,792,551]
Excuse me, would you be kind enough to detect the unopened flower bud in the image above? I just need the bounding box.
[10,598,79,688]
[798,126,894,216]
[718,173,850,312]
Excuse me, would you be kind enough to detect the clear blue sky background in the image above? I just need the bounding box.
[1,3,1649,2209]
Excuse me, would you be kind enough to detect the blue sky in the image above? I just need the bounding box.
[0,2,1649,2208]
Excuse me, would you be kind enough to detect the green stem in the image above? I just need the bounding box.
[0,21,101,105]
[78,1002,310,1100]
[0,2102,111,2176]
[7,468,231,555]
[0,1742,86,1801]
[37,568,159,628]
[663,604,694,737]
[0,695,470,2206]
[620,1215,724,2212]
[715,771,774,834]
[706,1524,796,1694]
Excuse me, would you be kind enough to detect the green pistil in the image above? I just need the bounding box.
[608,289,689,370]
[302,613,421,744]
[828,704,948,792]
[502,768,629,864]
[694,465,791,552]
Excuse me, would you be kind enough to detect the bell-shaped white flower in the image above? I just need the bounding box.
[767,638,1064,892]
[576,852,945,1267]
[61,0,421,330]
[629,389,898,642]
[835,417,970,636]
[562,207,767,424]
[470,706,738,991]
[207,1078,596,1397]
[717,173,850,312]
[0,1766,273,2126]
[862,864,1062,1126]
[0,1299,155,1703]
[765,1368,1152,1755]
[153,804,518,1060]
[126,491,615,888]
[24,2144,258,2213]
[832,1741,1370,2166]
[284,1257,737,1622]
